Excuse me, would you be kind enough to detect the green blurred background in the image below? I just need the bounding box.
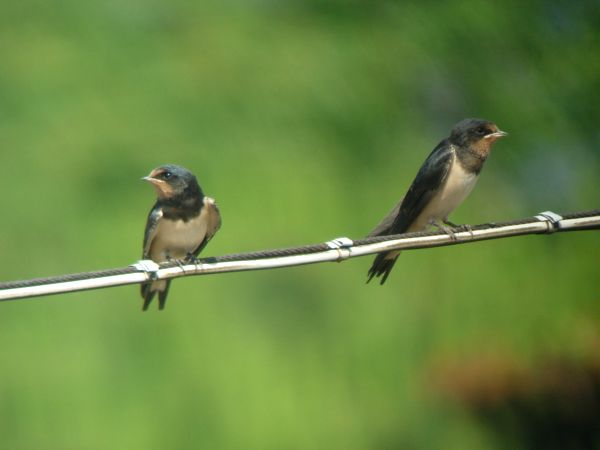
[0,0,599,448]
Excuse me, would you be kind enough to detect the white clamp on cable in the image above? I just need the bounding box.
[535,210,563,233]
[131,259,161,280]
[326,237,354,262]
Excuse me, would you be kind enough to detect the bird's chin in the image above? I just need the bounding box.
[145,178,174,198]
[156,186,175,199]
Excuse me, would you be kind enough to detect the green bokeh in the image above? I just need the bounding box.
[0,0,598,448]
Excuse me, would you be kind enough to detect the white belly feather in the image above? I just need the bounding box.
[409,152,478,231]
[150,210,209,261]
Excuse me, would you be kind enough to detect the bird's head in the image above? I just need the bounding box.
[449,118,507,151]
[143,164,200,199]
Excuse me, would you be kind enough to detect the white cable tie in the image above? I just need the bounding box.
[131,259,161,280]
[326,237,354,249]
[535,210,563,233]
[326,237,354,261]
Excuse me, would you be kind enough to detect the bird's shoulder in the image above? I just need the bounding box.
[188,196,222,257]
[147,204,164,222]
[420,139,455,171]
[143,204,164,258]
[204,196,220,211]
[409,140,455,191]
[203,196,222,235]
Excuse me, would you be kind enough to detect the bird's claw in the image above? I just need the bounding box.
[442,220,473,236]
[458,224,473,233]
[185,253,202,270]
[434,221,457,240]
[166,255,188,273]
[184,253,200,264]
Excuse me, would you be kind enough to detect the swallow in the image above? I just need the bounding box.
[367,118,507,284]
[140,164,221,310]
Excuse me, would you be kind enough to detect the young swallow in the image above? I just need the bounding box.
[141,164,221,310]
[367,118,507,284]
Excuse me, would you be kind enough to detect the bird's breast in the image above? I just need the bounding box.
[410,153,479,230]
[439,155,479,207]
[150,211,209,261]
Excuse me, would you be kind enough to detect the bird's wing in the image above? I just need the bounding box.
[368,196,404,236]
[142,206,163,258]
[192,197,222,256]
[373,141,454,236]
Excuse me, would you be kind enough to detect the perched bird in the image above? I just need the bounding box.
[367,118,507,284]
[141,164,221,310]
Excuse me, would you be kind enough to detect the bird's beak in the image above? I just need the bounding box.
[486,130,508,139]
[142,169,163,185]
[142,171,172,198]
[142,175,157,184]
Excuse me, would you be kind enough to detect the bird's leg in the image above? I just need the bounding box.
[167,255,187,274]
[443,218,473,233]
[185,252,200,264]
[461,223,473,234]
[185,252,202,272]
[432,220,457,240]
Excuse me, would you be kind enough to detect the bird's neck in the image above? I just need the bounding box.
[160,185,204,221]
[455,144,489,175]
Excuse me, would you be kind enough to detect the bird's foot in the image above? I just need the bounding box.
[167,255,188,274]
[459,223,473,234]
[443,220,473,234]
[184,252,200,264]
[185,253,202,270]
[433,221,457,240]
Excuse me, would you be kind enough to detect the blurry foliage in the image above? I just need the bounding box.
[0,0,598,448]
[432,346,600,450]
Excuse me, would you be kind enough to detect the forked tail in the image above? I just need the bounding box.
[367,251,400,285]
[141,280,171,311]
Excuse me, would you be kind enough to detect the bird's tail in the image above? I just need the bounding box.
[367,251,400,285]
[141,280,171,311]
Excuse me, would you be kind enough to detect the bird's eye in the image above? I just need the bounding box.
[476,126,487,136]
[162,171,172,180]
